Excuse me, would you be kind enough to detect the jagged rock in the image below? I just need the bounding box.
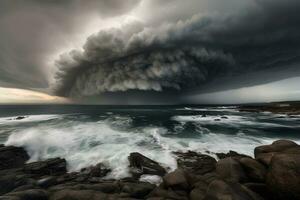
[239,158,267,182]
[174,151,216,175]
[0,146,29,170]
[23,158,66,175]
[163,169,189,190]
[15,116,26,120]
[204,180,263,200]
[216,157,247,183]
[266,153,300,199]
[216,150,251,160]
[80,163,111,178]
[128,153,166,177]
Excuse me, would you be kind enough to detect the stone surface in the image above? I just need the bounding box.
[204,180,263,200]
[128,152,166,177]
[0,146,29,170]
[216,158,247,183]
[266,153,300,199]
[240,158,267,182]
[174,151,217,175]
[163,169,189,190]
[23,158,66,175]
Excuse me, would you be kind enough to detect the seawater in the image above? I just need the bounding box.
[0,105,300,179]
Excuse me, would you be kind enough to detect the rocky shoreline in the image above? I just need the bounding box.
[0,140,300,200]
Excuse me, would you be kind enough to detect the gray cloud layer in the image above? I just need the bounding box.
[0,0,140,89]
[54,0,300,98]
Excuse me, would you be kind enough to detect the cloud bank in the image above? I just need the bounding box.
[53,0,300,98]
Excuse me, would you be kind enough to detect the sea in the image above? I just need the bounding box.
[0,105,300,180]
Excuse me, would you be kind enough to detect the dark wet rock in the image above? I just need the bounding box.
[239,158,267,182]
[163,169,189,191]
[174,151,216,175]
[220,116,228,119]
[201,114,207,117]
[204,180,263,200]
[266,153,300,199]
[3,189,48,200]
[37,177,57,188]
[80,163,111,178]
[23,158,66,175]
[0,173,33,195]
[121,182,155,198]
[15,116,26,120]
[128,152,166,177]
[255,152,274,166]
[216,157,247,183]
[244,183,271,200]
[214,119,221,121]
[216,150,251,160]
[0,146,29,170]
[50,189,107,200]
[254,140,298,158]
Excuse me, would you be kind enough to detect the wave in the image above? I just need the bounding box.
[0,114,61,125]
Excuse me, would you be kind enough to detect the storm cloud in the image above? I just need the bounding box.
[0,0,140,89]
[53,0,300,98]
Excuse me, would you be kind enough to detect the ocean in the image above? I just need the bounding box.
[0,105,300,179]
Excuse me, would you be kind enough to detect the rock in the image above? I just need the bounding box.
[121,182,155,198]
[128,153,166,177]
[174,151,216,175]
[255,152,275,166]
[204,180,263,200]
[216,150,251,160]
[37,177,57,188]
[216,157,247,183]
[220,116,228,119]
[244,183,271,200]
[50,189,107,200]
[0,146,29,170]
[15,116,26,120]
[147,183,188,200]
[0,173,32,195]
[23,158,66,175]
[266,153,300,199]
[189,180,208,200]
[239,158,267,182]
[163,169,189,190]
[3,189,48,200]
[80,163,111,178]
[254,140,298,158]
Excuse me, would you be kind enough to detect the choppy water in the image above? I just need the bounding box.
[0,105,300,179]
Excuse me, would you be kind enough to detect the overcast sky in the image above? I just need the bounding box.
[0,0,300,104]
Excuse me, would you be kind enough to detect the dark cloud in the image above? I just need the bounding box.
[53,0,300,99]
[0,0,140,89]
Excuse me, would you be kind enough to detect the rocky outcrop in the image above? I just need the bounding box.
[128,152,166,177]
[0,145,29,170]
[0,140,300,200]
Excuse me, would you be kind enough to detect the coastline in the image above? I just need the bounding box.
[1,140,300,200]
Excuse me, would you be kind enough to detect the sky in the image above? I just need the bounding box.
[0,0,300,104]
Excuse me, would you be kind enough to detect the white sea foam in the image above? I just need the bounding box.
[0,115,61,125]
[4,113,300,181]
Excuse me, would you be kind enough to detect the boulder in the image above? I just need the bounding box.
[239,158,267,182]
[266,153,300,199]
[174,151,216,175]
[216,158,247,183]
[255,152,275,167]
[0,146,29,170]
[80,163,111,178]
[244,183,271,200]
[0,173,32,195]
[216,151,251,160]
[128,153,166,177]
[189,180,208,200]
[254,140,298,158]
[37,177,57,188]
[23,158,66,175]
[147,183,188,200]
[204,180,263,200]
[163,169,189,190]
